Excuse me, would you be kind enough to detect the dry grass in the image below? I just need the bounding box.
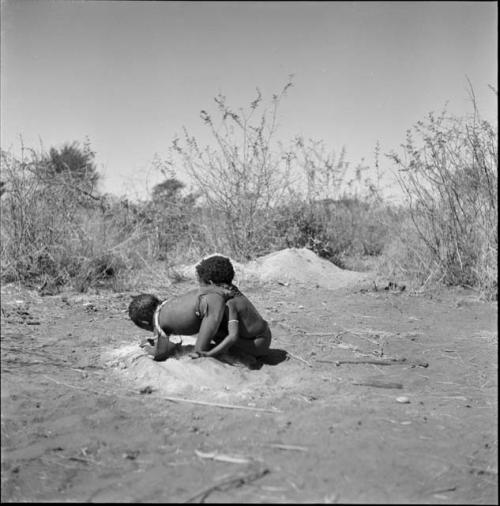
[1,86,496,298]
[385,91,497,300]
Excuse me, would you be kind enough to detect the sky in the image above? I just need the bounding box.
[1,0,497,201]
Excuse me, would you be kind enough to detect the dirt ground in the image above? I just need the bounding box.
[1,276,497,503]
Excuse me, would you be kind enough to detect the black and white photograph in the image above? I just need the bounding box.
[1,1,497,503]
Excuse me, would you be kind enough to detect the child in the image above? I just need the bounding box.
[128,254,271,361]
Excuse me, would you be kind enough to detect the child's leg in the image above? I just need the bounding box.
[231,327,272,357]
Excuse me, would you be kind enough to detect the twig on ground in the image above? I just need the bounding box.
[160,395,281,413]
[317,357,429,368]
[295,394,312,403]
[352,380,403,389]
[301,332,339,336]
[428,485,457,495]
[286,351,313,367]
[267,443,308,452]
[41,375,281,412]
[184,465,270,503]
[66,455,101,465]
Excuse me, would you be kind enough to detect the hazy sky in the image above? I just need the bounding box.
[1,1,497,200]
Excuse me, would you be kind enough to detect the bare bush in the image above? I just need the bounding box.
[388,95,497,299]
[267,137,395,266]
[1,146,88,286]
[171,79,297,260]
[146,176,201,261]
[0,145,152,292]
[270,195,398,268]
[294,137,350,203]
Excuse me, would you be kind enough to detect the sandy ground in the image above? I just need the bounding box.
[1,271,497,503]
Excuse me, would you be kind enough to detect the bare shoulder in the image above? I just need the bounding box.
[204,291,226,306]
[230,293,252,309]
[184,288,200,299]
[226,298,238,309]
[171,289,199,307]
[200,291,226,316]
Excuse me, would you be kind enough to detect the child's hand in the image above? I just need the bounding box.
[142,344,156,356]
[139,337,156,348]
[189,351,208,359]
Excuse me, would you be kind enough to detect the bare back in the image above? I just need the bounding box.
[158,289,202,335]
[152,285,233,359]
[157,285,235,336]
[226,293,268,339]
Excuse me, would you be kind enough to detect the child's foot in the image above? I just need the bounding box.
[217,352,243,367]
[225,349,261,370]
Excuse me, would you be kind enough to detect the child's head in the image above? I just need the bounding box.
[128,293,161,331]
[196,254,235,285]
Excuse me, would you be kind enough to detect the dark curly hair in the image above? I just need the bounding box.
[128,293,161,330]
[195,255,235,285]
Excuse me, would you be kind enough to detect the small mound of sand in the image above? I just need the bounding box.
[103,338,271,400]
[246,248,370,289]
[178,247,371,290]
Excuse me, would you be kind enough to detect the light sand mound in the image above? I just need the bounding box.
[103,338,272,401]
[178,247,371,290]
[246,248,371,289]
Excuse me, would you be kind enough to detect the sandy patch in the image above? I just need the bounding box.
[103,338,274,401]
[1,281,497,503]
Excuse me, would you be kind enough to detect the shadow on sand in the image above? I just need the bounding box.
[259,348,288,366]
[146,341,289,370]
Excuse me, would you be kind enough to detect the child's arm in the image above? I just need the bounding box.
[139,328,170,361]
[194,293,226,352]
[153,333,171,361]
[197,301,239,357]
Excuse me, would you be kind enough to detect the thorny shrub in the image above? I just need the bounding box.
[270,196,397,268]
[1,147,145,292]
[387,99,497,299]
[171,79,297,260]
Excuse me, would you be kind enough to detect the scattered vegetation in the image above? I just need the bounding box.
[1,82,496,299]
[171,79,296,259]
[386,87,497,299]
[1,143,142,293]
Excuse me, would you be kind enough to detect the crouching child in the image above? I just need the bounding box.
[128,255,272,362]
